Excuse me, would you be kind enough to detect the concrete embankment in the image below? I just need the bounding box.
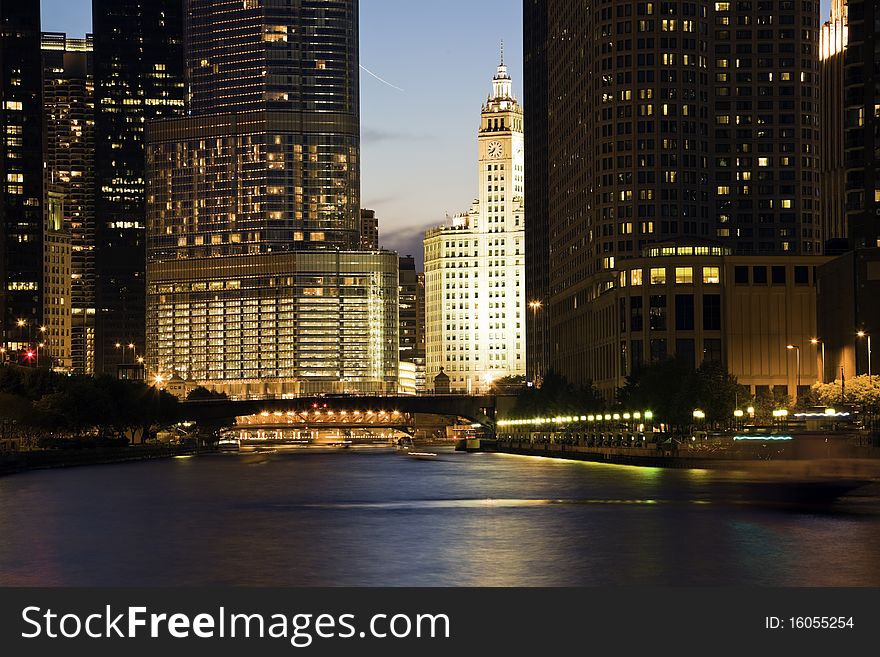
[482,442,758,469]
[0,445,200,477]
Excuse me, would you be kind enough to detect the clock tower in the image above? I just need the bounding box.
[424,50,526,393]
[477,48,524,234]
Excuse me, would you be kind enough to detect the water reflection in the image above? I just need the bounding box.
[0,449,878,586]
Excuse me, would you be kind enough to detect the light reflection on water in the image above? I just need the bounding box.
[0,448,879,587]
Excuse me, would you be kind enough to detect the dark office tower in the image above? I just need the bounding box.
[43,33,96,374]
[819,1,849,251]
[92,0,186,375]
[523,0,550,386]
[712,0,821,255]
[1,5,43,361]
[843,0,879,248]
[530,0,827,395]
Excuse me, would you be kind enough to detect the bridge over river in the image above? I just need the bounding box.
[177,394,512,436]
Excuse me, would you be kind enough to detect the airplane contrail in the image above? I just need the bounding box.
[360,64,405,92]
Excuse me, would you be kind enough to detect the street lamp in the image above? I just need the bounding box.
[857,331,872,377]
[810,338,825,383]
[528,300,543,386]
[16,319,26,353]
[786,344,801,398]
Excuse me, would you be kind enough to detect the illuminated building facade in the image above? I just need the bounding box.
[525,0,822,391]
[42,191,72,371]
[92,0,186,375]
[591,242,828,400]
[42,32,96,374]
[147,251,398,398]
[424,57,526,393]
[146,0,398,397]
[1,5,43,360]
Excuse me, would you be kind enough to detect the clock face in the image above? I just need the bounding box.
[487,141,503,159]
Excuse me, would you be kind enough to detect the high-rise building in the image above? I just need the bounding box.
[527,0,825,397]
[820,0,849,250]
[424,57,525,393]
[523,0,550,386]
[42,190,72,370]
[92,0,186,375]
[843,0,879,248]
[42,32,96,373]
[398,255,425,393]
[1,5,44,362]
[360,209,379,250]
[146,0,398,398]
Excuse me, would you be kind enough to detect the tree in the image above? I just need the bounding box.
[813,376,880,416]
[513,370,604,417]
[694,361,740,424]
[618,358,743,434]
[187,386,229,401]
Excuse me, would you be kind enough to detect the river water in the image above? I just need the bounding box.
[1,448,879,586]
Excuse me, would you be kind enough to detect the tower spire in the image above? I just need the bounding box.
[492,43,512,100]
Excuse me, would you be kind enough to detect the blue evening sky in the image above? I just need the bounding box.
[41,0,832,264]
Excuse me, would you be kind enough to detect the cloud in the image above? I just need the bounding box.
[361,127,434,144]
[362,195,400,207]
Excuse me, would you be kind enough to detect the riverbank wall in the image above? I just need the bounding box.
[479,439,880,470]
[0,445,200,477]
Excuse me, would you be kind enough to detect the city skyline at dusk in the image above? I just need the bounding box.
[42,0,525,265]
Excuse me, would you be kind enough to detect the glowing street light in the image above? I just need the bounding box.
[528,300,543,386]
[857,331,872,377]
[810,338,826,383]
[786,344,801,395]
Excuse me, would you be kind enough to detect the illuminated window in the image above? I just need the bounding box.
[631,269,643,286]
[675,267,693,284]
[650,268,667,285]
[703,267,721,284]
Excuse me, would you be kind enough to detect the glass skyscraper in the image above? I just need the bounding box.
[146,0,398,398]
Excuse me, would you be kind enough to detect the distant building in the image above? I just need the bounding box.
[42,32,95,374]
[399,255,425,393]
[1,4,44,361]
[42,191,72,370]
[92,0,186,375]
[360,209,379,251]
[424,55,525,393]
